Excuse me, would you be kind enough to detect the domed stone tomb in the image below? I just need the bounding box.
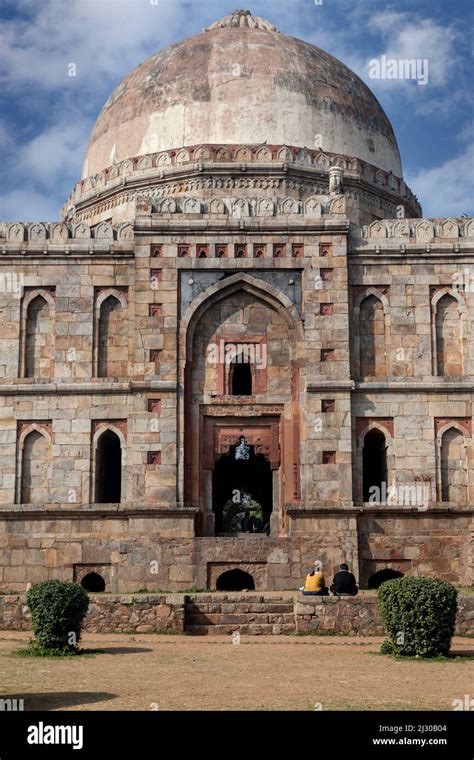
[83,10,402,179]
[0,10,472,598]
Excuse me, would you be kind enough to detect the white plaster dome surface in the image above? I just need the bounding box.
[82,10,403,179]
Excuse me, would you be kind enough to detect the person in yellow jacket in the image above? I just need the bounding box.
[300,561,329,596]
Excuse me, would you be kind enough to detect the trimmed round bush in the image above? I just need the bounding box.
[26,580,89,653]
[377,576,457,658]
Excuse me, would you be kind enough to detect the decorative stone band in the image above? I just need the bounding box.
[0,381,177,395]
[68,185,362,226]
[63,143,421,215]
[133,193,346,219]
[0,220,134,244]
[1,216,472,253]
[361,217,474,242]
[0,217,346,253]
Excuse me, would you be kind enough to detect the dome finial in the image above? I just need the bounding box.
[205,9,278,32]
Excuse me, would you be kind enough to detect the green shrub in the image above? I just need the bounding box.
[26,580,89,653]
[377,576,457,658]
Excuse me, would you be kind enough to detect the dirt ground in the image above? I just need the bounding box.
[0,631,472,711]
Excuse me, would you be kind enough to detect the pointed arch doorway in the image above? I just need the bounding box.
[180,273,304,538]
[201,416,282,536]
[212,438,273,533]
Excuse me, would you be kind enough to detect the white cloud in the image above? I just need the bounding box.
[0,121,14,150]
[0,189,61,221]
[0,111,91,220]
[406,143,474,218]
[370,11,407,32]
[0,0,231,219]
[0,0,223,90]
[361,12,462,115]
[458,120,474,144]
[15,117,90,186]
[373,14,459,86]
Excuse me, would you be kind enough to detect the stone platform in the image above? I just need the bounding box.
[0,592,472,637]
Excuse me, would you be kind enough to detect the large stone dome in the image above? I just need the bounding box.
[82,10,403,180]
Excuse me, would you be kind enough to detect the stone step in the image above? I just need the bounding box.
[185,602,294,614]
[183,594,296,634]
[186,612,295,625]
[186,622,295,636]
[186,595,295,603]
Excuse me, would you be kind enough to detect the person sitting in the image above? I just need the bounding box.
[248,514,260,533]
[241,510,252,533]
[330,563,359,596]
[300,561,329,596]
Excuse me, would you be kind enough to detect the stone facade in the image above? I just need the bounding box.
[0,11,472,595]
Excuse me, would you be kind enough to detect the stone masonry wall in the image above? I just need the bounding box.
[0,204,472,595]
[0,521,470,594]
[0,593,472,636]
[296,595,384,635]
[0,593,185,634]
[296,594,474,637]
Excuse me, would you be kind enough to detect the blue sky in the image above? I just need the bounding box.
[0,0,472,220]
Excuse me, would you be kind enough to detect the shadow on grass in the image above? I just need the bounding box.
[368,650,474,662]
[9,647,102,659]
[2,692,116,710]
[9,645,154,658]
[98,647,154,655]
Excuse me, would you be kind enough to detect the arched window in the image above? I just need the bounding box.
[24,294,52,379]
[216,569,255,591]
[94,429,122,503]
[359,295,386,378]
[97,294,126,378]
[368,569,403,589]
[81,572,105,592]
[440,427,467,503]
[21,429,50,504]
[435,294,462,377]
[363,429,388,502]
[230,360,252,395]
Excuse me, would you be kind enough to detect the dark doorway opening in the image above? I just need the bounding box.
[25,295,50,378]
[363,429,387,501]
[98,295,122,378]
[95,429,122,503]
[212,442,272,533]
[216,569,255,591]
[81,572,106,592]
[368,569,403,589]
[230,361,252,395]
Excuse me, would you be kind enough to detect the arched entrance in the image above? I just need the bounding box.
[368,569,403,589]
[81,572,106,592]
[212,438,272,533]
[216,569,255,591]
[181,274,304,537]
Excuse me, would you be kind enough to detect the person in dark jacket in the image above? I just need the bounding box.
[330,563,359,596]
[241,510,251,532]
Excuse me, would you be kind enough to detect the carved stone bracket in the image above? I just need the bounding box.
[203,416,281,470]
